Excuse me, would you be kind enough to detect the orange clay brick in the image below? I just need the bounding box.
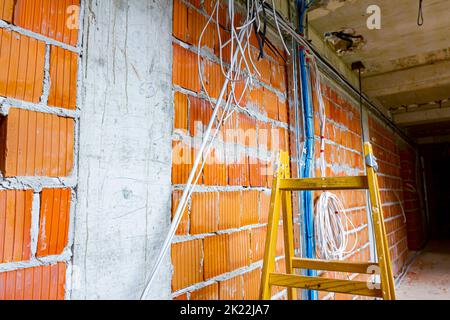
[219,274,243,300]
[0,29,46,103]
[278,96,289,123]
[214,27,231,64]
[250,226,266,263]
[0,108,74,177]
[243,268,261,300]
[13,0,80,46]
[171,140,201,185]
[173,0,188,42]
[173,43,201,93]
[228,230,251,271]
[237,113,257,148]
[204,0,228,28]
[258,121,272,152]
[259,191,271,223]
[202,59,225,100]
[190,192,218,234]
[241,190,259,226]
[263,89,279,120]
[252,49,271,84]
[270,61,286,92]
[247,86,264,113]
[0,0,14,22]
[203,230,250,279]
[204,233,229,279]
[48,46,78,110]
[228,153,249,186]
[0,262,66,300]
[203,147,227,186]
[190,282,219,300]
[173,91,189,131]
[187,6,215,50]
[218,191,242,230]
[171,239,203,291]
[36,188,71,257]
[0,189,33,263]
[172,190,189,235]
[188,95,212,138]
[249,157,263,187]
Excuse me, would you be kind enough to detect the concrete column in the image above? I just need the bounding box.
[71,0,173,299]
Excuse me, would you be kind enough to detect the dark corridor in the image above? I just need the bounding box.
[422,143,450,239]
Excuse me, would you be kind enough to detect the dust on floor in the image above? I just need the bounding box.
[397,240,450,300]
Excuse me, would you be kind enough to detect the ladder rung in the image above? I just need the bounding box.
[292,258,379,274]
[269,273,382,298]
[279,176,369,191]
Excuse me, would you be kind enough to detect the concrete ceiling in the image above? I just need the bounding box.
[308,0,450,141]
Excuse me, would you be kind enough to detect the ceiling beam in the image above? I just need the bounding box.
[393,107,450,126]
[363,59,450,98]
[417,135,450,145]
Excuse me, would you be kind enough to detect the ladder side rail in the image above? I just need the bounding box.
[260,152,287,300]
[364,142,393,300]
[280,152,297,300]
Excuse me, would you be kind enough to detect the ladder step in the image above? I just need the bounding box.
[269,273,382,298]
[292,258,379,274]
[279,176,369,191]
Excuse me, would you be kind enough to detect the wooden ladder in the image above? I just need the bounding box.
[259,142,396,300]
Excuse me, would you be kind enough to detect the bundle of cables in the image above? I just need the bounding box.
[309,55,358,261]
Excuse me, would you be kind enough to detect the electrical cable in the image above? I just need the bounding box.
[297,0,317,300]
[140,0,267,299]
[262,1,415,147]
[310,55,358,261]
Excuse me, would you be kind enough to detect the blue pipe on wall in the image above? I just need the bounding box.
[297,0,318,300]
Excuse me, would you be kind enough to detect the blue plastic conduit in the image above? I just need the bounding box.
[297,0,318,300]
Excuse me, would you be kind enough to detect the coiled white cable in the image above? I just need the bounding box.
[315,192,358,260]
[309,56,358,261]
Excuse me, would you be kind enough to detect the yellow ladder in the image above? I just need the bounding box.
[260,142,396,300]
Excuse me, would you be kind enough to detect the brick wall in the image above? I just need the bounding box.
[309,81,371,300]
[170,0,420,300]
[399,146,425,250]
[368,116,409,276]
[0,0,80,300]
[171,0,290,300]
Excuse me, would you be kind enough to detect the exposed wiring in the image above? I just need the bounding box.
[262,1,415,147]
[271,0,290,55]
[393,191,407,224]
[310,55,358,261]
[315,192,358,260]
[140,0,269,299]
[297,0,317,300]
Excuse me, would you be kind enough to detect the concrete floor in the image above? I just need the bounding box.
[397,240,450,300]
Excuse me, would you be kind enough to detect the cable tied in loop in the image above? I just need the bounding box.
[315,192,358,260]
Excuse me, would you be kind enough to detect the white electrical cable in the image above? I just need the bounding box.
[140,0,265,299]
[309,55,358,261]
[315,192,358,260]
[271,0,290,55]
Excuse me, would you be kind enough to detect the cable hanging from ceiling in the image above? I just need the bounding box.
[417,0,424,26]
